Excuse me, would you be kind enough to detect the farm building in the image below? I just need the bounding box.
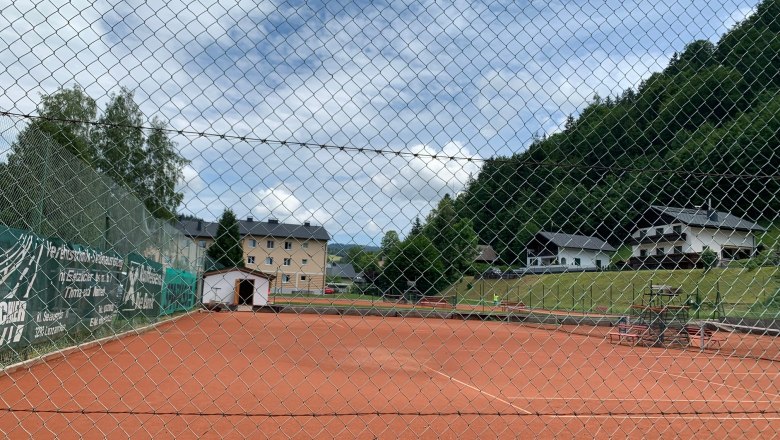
[202,267,275,307]
[475,244,498,264]
[627,204,766,269]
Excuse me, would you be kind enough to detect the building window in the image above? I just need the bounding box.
[247,256,255,264]
[284,241,292,250]
[640,249,647,257]
[300,275,307,281]
[265,257,273,265]
[302,259,308,265]
[672,225,682,235]
[249,239,256,248]
[574,258,581,266]
[198,240,206,248]
[655,228,663,236]
[282,274,290,283]
[656,248,665,256]
[595,259,602,268]
[674,246,683,254]
[302,242,309,249]
[560,257,566,265]
[283,258,291,266]
[267,240,274,249]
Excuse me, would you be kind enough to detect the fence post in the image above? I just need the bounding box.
[542,285,545,309]
[590,285,593,312]
[572,288,575,311]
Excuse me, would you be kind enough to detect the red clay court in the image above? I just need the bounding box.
[1,312,779,438]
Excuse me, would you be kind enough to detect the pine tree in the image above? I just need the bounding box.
[206,209,244,269]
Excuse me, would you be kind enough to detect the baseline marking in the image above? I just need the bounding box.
[647,368,780,399]
[555,414,780,421]
[424,366,532,415]
[505,397,777,404]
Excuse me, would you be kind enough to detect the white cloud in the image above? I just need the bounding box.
[0,0,759,244]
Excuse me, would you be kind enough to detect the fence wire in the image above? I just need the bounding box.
[1,0,780,438]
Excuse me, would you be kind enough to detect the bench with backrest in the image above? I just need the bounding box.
[683,326,724,349]
[418,296,454,308]
[500,301,526,311]
[608,323,652,345]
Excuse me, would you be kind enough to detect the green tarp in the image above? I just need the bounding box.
[0,225,196,353]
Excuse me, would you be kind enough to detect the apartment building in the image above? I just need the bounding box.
[178,217,330,294]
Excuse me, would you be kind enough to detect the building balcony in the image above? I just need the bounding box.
[627,232,686,246]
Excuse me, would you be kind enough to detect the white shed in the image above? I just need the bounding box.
[202,267,274,306]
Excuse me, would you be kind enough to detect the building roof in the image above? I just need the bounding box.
[177,218,330,241]
[536,231,616,252]
[646,205,766,232]
[475,244,498,262]
[326,263,357,279]
[203,266,276,280]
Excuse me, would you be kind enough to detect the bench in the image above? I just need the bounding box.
[608,324,651,345]
[683,326,724,349]
[418,296,454,308]
[500,301,526,311]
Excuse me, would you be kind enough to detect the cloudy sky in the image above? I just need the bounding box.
[0,0,757,244]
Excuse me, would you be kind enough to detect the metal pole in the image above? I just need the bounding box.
[572,288,575,311]
[590,285,593,311]
[542,285,545,309]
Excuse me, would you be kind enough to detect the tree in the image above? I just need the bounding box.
[377,235,446,297]
[409,217,423,238]
[90,87,187,220]
[145,117,189,220]
[700,248,718,273]
[206,209,244,269]
[422,194,478,281]
[345,246,377,273]
[380,230,401,256]
[92,87,146,191]
[27,85,98,164]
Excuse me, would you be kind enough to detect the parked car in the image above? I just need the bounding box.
[482,267,502,279]
[324,287,336,294]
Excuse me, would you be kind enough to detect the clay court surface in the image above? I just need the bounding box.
[1,312,780,439]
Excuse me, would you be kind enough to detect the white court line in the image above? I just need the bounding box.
[554,414,780,421]
[424,366,532,415]
[504,397,776,404]
[647,368,780,399]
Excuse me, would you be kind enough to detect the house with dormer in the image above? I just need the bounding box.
[627,205,765,269]
[525,231,615,270]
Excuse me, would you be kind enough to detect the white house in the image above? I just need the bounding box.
[202,267,275,307]
[526,231,615,270]
[627,205,765,269]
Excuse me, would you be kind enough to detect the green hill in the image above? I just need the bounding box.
[448,0,780,264]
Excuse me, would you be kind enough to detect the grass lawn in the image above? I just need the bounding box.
[441,267,780,318]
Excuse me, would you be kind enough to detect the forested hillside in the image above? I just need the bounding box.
[451,0,780,264]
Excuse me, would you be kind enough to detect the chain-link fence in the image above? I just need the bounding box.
[1,0,780,438]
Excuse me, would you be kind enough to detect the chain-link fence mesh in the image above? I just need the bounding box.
[1,0,780,438]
